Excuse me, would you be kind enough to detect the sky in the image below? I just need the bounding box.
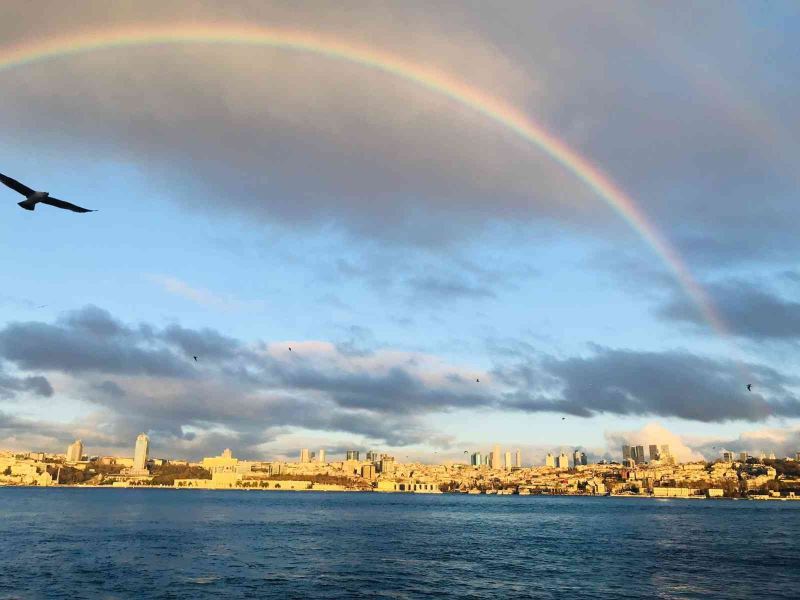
[1,1,799,463]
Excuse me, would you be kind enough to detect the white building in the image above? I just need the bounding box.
[133,433,150,472]
[65,440,83,463]
[557,453,569,469]
[515,449,522,468]
[299,448,310,463]
[318,449,326,464]
[504,451,512,470]
[545,453,555,468]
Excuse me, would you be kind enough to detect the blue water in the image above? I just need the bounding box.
[0,489,798,599]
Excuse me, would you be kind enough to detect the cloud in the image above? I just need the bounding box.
[147,275,250,311]
[0,364,53,400]
[497,344,800,422]
[659,280,800,340]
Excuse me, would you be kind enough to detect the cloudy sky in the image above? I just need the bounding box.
[1,1,799,462]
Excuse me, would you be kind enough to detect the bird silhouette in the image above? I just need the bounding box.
[1,172,96,213]
[289,347,292,352]
[193,356,198,362]
[476,378,480,383]
[746,384,752,392]
[562,417,566,421]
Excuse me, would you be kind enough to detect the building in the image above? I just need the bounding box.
[649,445,659,461]
[545,453,555,468]
[634,446,646,464]
[573,450,587,467]
[491,445,502,470]
[660,444,671,459]
[379,455,396,475]
[622,445,632,462]
[346,450,360,461]
[133,433,150,472]
[741,452,749,462]
[65,440,83,463]
[361,464,376,479]
[366,451,379,462]
[504,451,512,470]
[722,451,734,462]
[557,453,569,469]
[515,449,522,468]
[299,448,310,463]
[318,449,326,464]
[796,452,800,462]
[470,452,482,467]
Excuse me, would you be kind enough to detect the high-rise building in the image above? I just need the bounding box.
[660,444,671,459]
[515,449,522,468]
[649,445,660,461]
[622,445,632,462]
[573,450,587,467]
[768,452,776,460]
[795,452,800,462]
[491,445,501,470]
[504,451,512,470]
[65,440,83,463]
[557,453,569,469]
[133,433,150,472]
[361,464,376,479]
[635,446,646,464]
[318,449,326,463]
[545,453,555,468]
[346,450,360,461]
[722,451,734,462]
[299,448,310,463]
[366,450,379,462]
[740,452,748,462]
[379,455,395,475]
[470,452,482,467]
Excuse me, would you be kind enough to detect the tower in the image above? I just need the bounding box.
[133,433,150,472]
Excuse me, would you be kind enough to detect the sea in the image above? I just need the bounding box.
[0,489,798,599]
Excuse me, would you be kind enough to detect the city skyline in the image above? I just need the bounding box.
[1,3,799,463]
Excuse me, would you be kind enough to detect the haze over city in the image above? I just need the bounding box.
[1,1,800,466]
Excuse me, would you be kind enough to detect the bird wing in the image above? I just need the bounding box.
[0,172,34,196]
[40,196,95,213]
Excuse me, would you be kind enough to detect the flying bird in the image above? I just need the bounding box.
[746,384,752,392]
[562,417,566,421]
[0,172,96,213]
[476,378,480,383]
[289,347,292,352]
[193,356,198,362]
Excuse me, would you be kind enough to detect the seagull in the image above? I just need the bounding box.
[289,347,292,352]
[476,378,480,383]
[193,356,198,362]
[0,172,96,213]
[562,417,566,421]
[746,384,752,392]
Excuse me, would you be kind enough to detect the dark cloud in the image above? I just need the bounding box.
[497,345,800,422]
[660,281,800,340]
[0,366,53,400]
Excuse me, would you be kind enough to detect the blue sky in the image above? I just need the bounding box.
[1,1,799,463]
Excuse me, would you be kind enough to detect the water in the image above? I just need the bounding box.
[0,489,798,599]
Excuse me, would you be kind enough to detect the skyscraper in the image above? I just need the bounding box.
[545,453,555,468]
[504,451,512,470]
[346,450,360,461]
[470,452,482,467]
[133,433,150,472]
[300,448,310,463]
[573,450,587,467]
[366,450,379,462]
[491,445,501,470]
[65,440,83,463]
[557,453,569,469]
[649,445,660,461]
[622,445,632,462]
[318,449,326,463]
[660,444,671,459]
[515,449,522,468]
[634,446,646,464]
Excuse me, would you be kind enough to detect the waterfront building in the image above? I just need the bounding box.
[346,450,360,461]
[300,448,310,463]
[470,452,482,467]
[132,434,150,472]
[65,440,83,463]
[318,449,326,464]
[491,445,501,470]
[504,451,512,470]
[515,449,522,468]
[545,453,555,468]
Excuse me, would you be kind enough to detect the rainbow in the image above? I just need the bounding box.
[0,24,728,336]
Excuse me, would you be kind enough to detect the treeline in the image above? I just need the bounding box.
[261,473,369,488]
[147,465,211,486]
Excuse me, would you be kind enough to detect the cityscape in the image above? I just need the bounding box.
[3,434,799,500]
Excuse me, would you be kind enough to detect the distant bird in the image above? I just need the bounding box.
[562,417,566,421]
[463,450,468,453]
[193,356,198,362]
[1,172,96,213]
[746,384,752,392]
[289,347,292,352]
[35,305,46,309]
[476,378,480,383]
